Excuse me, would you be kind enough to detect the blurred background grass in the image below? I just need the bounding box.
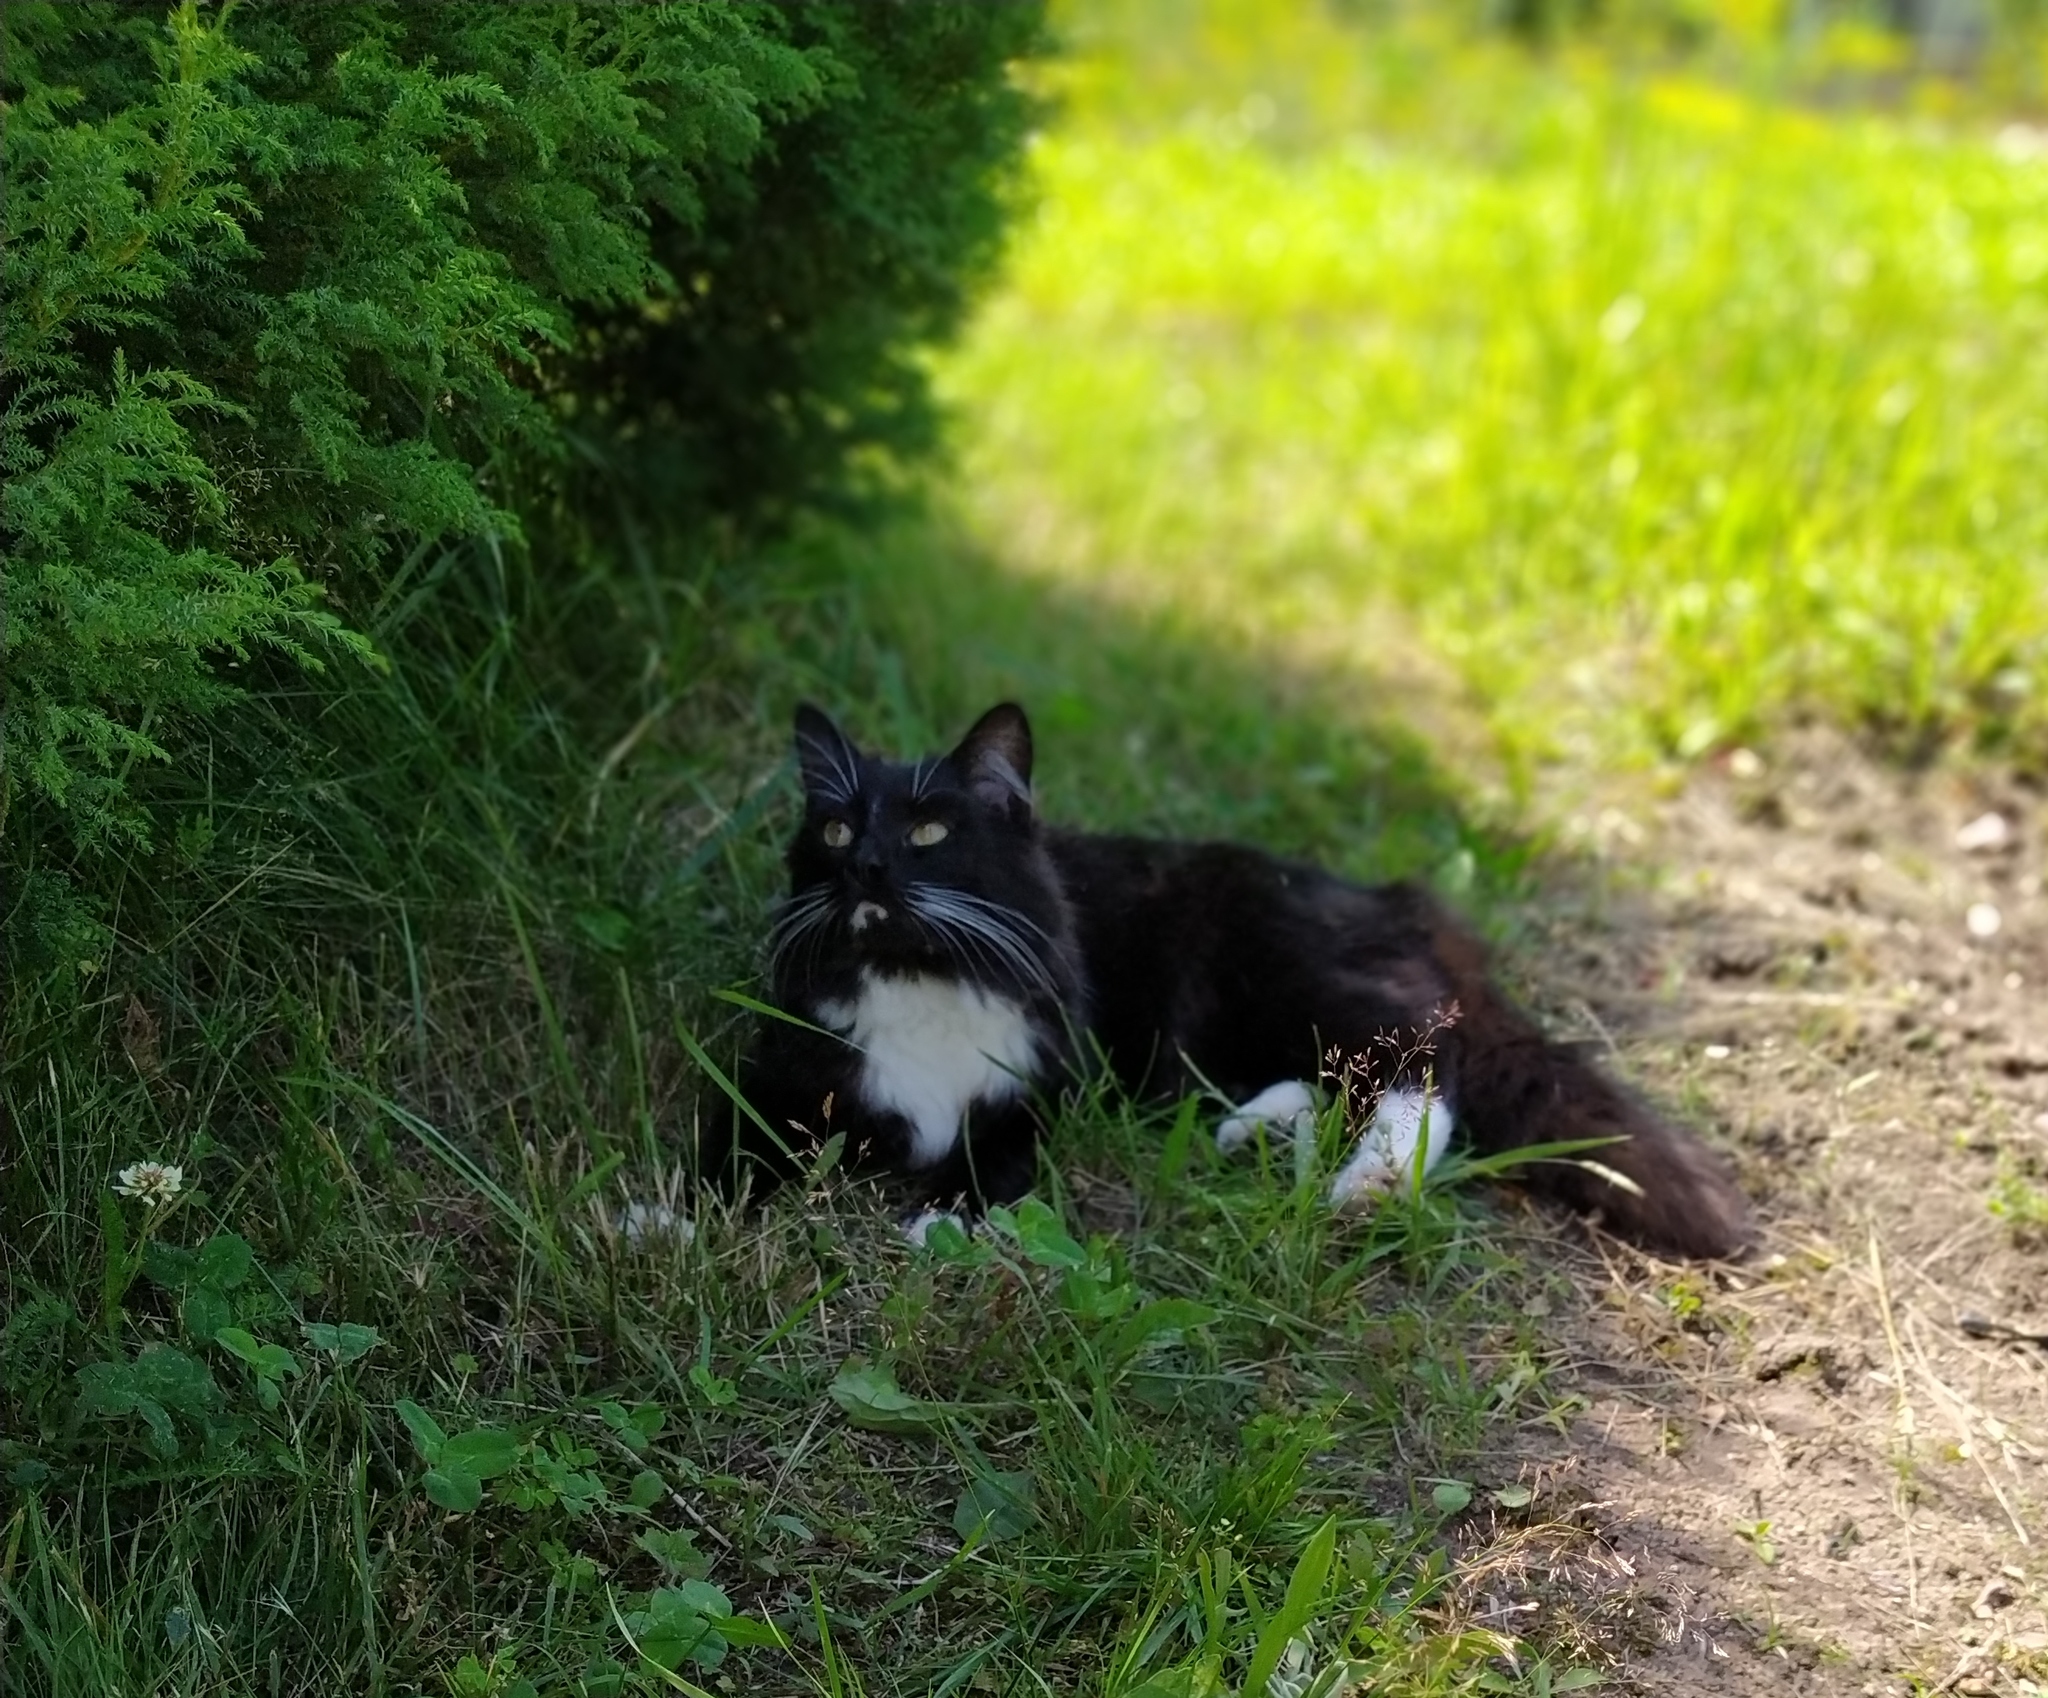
[930,0,2048,786]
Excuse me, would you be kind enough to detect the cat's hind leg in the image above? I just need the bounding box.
[1327,1085,1455,1211]
[1215,1079,1319,1154]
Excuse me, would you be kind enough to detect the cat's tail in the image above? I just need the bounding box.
[1427,901,1755,1260]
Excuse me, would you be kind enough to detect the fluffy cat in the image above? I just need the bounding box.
[714,702,1753,1259]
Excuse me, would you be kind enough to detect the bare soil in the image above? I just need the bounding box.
[1470,730,2048,1694]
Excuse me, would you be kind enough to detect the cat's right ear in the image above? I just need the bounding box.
[950,702,1034,819]
[792,703,861,804]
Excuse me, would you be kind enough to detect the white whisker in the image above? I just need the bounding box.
[798,731,860,803]
[904,886,1056,995]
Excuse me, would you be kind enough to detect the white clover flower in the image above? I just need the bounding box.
[113,1161,184,1206]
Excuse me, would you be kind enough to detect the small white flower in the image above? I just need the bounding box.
[114,1161,183,1206]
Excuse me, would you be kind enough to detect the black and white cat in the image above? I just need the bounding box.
[715,702,1753,1259]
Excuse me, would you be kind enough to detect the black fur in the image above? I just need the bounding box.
[718,702,1753,1259]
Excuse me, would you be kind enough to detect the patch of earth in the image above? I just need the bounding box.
[1471,728,2048,1695]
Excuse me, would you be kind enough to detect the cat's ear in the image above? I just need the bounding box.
[792,703,861,804]
[950,702,1034,818]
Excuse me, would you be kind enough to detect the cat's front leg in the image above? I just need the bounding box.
[1214,1079,1455,1211]
[1215,1079,1320,1154]
[901,1096,1041,1229]
[1326,1085,1456,1210]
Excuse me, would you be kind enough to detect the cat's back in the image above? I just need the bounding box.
[1045,827,1432,940]
[1044,827,1449,1097]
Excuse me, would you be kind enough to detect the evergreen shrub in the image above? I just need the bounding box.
[2,0,1044,955]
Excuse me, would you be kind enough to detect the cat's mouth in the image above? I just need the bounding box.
[849,900,889,933]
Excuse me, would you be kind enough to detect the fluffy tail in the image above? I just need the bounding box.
[1431,907,1754,1259]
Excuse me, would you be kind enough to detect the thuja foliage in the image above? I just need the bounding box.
[2,0,1044,935]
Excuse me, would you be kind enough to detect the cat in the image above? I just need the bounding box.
[712,701,1753,1260]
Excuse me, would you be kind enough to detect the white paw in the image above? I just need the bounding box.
[1216,1080,1319,1154]
[900,1206,970,1248]
[618,1198,696,1248]
[1327,1087,1454,1212]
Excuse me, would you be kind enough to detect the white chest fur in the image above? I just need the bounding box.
[813,973,1039,1168]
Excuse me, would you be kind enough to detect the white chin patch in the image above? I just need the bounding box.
[1328,1086,1454,1211]
[1216,1079,1319,1154]
[850,900,889,933]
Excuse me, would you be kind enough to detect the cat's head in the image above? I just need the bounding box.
[771,702,1070,999]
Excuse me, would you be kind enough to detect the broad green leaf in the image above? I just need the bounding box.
[918,1215,994,1266]
[1059,1267,1137,1322]
[952,1469,1035,1542]
[1106,1298,1219,1360]
[637,1527,710,1578]
[135,1396,178,1458]
[423,1465,484,1513]
[688,1363,737,1407]
[439,1427,519,1478]
[826,1359,944,1435]
[1491,1483,1533,1509]
[300,1321,380,1365]
[627,1469,666,1511]
[1244,1516,1338,1697]
[631,1581,734,1672]
[715,1616,790,1650]
[77,1346,219,1459]
[214,1327,298,1378]
[600,1401,649,1450]
[1008,1197,1089,1269]
[396,1398,447,1463]
[196,1232,253,1290]
[575,906,632,952]
[1431,1480,1473,1516]
[133,1344,219,1413]
[180,1286,231,1343]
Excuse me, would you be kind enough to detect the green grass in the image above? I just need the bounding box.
[941,2,2048,777]
[9,4,2047,1694]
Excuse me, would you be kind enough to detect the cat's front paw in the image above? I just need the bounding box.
[900,1206,972,1248]
[617,1198,696,1248]
[1215,1079,1319,1154]
[1326,1087,1454,1212]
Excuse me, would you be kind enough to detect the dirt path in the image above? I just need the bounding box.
[1475,731,2048,1694]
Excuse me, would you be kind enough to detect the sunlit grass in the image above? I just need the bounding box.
[941,7,2048,775]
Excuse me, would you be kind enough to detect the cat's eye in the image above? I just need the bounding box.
[907,820,949,848]
[821,820,853,848]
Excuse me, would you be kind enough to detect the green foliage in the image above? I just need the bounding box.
[3,0,1043,893]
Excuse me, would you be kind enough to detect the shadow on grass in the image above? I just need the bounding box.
[2,498,1751,1697]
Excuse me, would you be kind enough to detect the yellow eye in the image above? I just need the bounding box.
[822,820,853,848]
[908,820,949,848]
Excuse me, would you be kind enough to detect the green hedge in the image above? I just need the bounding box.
[2,0,1043,908]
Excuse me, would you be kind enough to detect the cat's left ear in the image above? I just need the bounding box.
[950,702,1033,819]
[792,702,862,804]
